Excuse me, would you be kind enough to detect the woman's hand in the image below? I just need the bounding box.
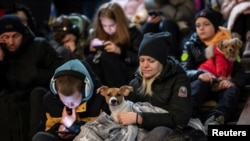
[117,112,141,125]
[61,106,76,128]
[104,41,121,54]
[90,38,104,52]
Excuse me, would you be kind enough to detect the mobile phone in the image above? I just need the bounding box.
[93,45,105,50]
[0,43,6,48]
[148,10,159,16]
[56,131,70,134]
[66,107,72,115]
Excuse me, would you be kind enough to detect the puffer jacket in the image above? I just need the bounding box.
[181,32,246,89]
[126,57,192,130]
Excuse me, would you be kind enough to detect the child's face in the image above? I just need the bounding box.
[195,17,216,41]
[100,17,117,35]
[58,90,82,109]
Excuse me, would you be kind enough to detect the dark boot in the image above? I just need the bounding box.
[204,115,224,135]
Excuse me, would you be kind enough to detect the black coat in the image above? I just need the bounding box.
[126,57,192,130]
[181,33,246,90]
[0,29,66,93]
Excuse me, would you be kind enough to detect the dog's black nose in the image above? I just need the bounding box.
[111,99,117,104]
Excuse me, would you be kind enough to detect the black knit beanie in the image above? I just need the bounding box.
[138,32,172,65]
[195,8,223,31]
[0,14,27,35]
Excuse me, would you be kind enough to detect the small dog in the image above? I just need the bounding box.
[97,85,133,123]
[216,37,242,61]
[200,38,243,91]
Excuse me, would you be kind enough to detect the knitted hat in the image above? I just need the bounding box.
[138,32,172,65]
[0,14,27,35]
[195,8,223,31]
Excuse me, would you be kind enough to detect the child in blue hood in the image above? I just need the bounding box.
[32,59,110,141]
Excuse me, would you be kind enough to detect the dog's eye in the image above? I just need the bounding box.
[117,93,122,97]
[107,93,111,97]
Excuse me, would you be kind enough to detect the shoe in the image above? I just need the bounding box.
[204,115,224,135]
[188,118,205,134]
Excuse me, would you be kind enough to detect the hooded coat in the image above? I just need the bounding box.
[126,57,192,130]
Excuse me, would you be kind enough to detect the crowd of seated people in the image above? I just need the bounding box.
[0,0,249,140]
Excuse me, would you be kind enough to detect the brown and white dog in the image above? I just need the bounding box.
[97,85,133,123]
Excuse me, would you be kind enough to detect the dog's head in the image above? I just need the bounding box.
[97,85,133,106]
[218,38,243,61]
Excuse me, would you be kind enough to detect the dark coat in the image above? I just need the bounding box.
[181,33,246,89]
[0,29,66,93]
[126,57,192,130]
[0,28,66,141]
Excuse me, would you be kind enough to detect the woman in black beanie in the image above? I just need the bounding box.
[118,32,194,140]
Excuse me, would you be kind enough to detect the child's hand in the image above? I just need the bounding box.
[61,106,76,128]
[57,124,75,139]
[104,41,121,54]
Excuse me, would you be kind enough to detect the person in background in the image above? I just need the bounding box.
[84,2,143,87]
[0,14,67,141]
[221,0,250,57]
[140,0,196,60]
[180,8,246,134]
[111,0,148,29]
[5,3,47,38]
[50,14,90,60]
[32,59,110,141]
[121,32,193,140]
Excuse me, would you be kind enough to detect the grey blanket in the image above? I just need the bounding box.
[73,101,168,141]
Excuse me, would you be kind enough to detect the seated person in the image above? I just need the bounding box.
[32,59,110,141]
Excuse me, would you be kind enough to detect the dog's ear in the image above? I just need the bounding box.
[218,40,224,51]
[97,85,109,96]
[234,38,243,49]
[119,85,133,96]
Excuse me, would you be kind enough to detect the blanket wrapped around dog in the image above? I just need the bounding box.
[73,101,168,141]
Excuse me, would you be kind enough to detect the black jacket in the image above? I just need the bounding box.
[41,60,110,136]
[126,57,192,130]
[0,28,66,94]
[181,33,246,90]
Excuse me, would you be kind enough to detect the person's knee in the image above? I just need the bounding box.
[144,126,173,141]
[30,87,48,101]
[32,132,57,141]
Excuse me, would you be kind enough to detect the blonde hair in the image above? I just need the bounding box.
[138,69,161,96]
[92,2,130,48]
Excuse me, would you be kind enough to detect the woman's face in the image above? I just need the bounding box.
[195,17,216,41]
[100,17,117,35]
[139,56,163,79]
[58,90,82,109]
